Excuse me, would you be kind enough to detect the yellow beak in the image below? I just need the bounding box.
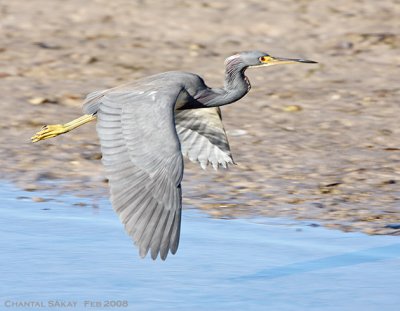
[260,55,317,66]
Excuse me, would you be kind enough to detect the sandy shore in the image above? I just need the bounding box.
[1,0,399,234]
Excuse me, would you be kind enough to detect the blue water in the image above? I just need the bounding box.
[0,183,399,311]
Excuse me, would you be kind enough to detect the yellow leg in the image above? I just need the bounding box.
[31,114,97,143]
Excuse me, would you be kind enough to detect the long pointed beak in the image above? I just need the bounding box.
[260,56,317,66]
[272,56,317,64]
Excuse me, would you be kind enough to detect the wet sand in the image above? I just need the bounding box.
[0,0,399,234]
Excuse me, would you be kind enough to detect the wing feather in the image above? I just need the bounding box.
[96,88,184,260]
[175,108,234,169]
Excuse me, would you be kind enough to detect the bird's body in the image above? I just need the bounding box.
[84,71,214,113]
[83,67,249,114]
[31,51,316,260]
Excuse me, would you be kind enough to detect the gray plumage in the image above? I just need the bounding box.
[82,51,316,260]
[175,108,234,169]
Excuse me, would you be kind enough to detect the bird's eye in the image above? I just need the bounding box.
[260,56,266,62]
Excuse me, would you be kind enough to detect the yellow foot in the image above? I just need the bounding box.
[31,124,67,142]
[31,114,96,143]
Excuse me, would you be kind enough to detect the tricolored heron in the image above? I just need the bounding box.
[31,51,317,260]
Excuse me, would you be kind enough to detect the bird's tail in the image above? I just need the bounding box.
[82,90,108,115]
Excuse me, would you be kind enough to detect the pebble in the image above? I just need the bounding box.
[228,129,248,136]
[32,197,47,202]
[283,105,302,112]
[385,223,400,229]
[28,97,58,105]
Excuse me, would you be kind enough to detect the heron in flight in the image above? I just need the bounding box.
[31,51,317,260]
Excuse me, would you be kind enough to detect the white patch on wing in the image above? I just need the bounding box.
[147,91,157,101]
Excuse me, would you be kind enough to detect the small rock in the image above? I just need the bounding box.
[82,152,102,160]
[384,147,400,151]
[363,228,379,235]
[382,179,397,185]
[82,55,98,64]
[17,196,31,201]
[23,185,39,192]
[228,129,248,136]
[188,43,205,51]
[336,41,353,50]
[282,126,295,131]
[28,97,58,105]
[33,42,62,50]
[319,182,342,194]
[324,182,342,187]
[283,105,302,112]
[73,202,88,207]
[385,223,400,229]
[32,197,46,202]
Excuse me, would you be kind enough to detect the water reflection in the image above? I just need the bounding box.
[236,243,400,281]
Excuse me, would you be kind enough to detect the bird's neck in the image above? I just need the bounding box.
[192,58,250,108]
[223,62,251,101]
[205,58,250,107]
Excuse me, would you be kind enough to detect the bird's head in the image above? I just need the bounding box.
[225,51,317,69]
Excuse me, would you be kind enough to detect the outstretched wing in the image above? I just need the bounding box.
[96,89,184,260]
[175,107,234,169]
